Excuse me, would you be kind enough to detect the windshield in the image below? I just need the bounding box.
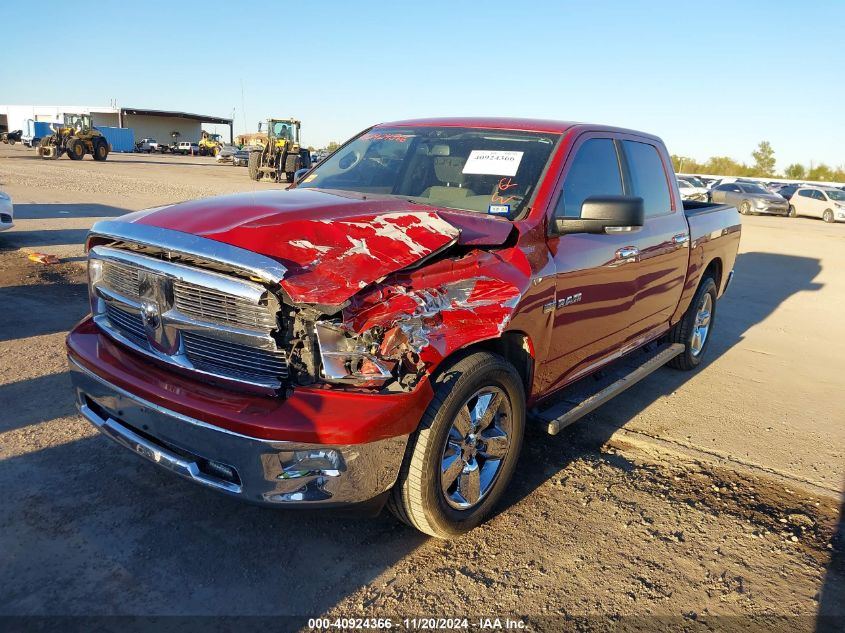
[739,183,769,194]
[826,189,845,201]
[681,176,705,188]
[272,122,294,141]
[297,126,560,217]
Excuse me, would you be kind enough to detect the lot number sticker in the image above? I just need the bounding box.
[462,150,524,177]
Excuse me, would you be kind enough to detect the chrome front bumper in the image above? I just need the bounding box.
[69,358,409,507]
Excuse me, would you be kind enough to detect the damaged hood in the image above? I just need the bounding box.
[128,188,513,309]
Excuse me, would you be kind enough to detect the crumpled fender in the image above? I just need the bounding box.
[341,244,533,369]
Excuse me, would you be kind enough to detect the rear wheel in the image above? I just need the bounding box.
[739,200,751,215]
[668,276,718,371]
[67,138,85,160]
[388,351,525,539]
[823,209,834,223]
[93,140,109,161]
[247,151,261,181]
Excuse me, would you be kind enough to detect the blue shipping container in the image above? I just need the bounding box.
[95,126,135,153]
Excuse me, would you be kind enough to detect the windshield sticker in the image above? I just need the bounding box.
[491,177,519,205]
[361,133,412,143]
[488,204,510,216]
[462,150,524,177]
[303,173,318,183]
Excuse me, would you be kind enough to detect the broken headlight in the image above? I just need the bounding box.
[314,321,394,387]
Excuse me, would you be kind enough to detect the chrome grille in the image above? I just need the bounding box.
[173,281,277,330]
[102,261,140,300]
[182,332,288,380]
[104,303,146,346]
[101,260,277,332]
[91,245,288,393]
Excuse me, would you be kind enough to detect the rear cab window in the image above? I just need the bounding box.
[621,140,672,217]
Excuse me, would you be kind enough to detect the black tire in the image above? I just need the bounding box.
[248,151,261,181]
[67,138,85,160]
[388,351,526,539]
[8,139,15,145]
[823,209,834,223]
[93,140,108,161]
[668,276,718,371]
[739,200,751,215]
[285,171,295,183]
[789,204,797,218]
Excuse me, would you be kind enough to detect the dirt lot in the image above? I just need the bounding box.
[0,144,842,630]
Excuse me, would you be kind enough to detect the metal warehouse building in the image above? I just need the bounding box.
[0,105,233,147]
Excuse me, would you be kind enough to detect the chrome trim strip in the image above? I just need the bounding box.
[69,355,284,442]
[79,402,243,494]
[89,220,287,284]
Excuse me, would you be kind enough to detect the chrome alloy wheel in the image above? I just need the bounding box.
[440,387,512,510]
[690,292,713,357]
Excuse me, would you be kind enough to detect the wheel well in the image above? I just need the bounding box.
[449,332,535,396]
[703,257,723,290]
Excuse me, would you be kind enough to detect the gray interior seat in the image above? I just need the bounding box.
[422,145,476,200]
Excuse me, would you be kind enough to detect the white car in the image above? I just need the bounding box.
[677,179,708,201]
[0,191,14,231]
[789,186,845,223]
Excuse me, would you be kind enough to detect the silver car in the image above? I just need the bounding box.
[709,181,789,216]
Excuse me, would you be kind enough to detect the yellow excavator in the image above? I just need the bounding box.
[198,131,223,156]
[247,118,311,182]
[38,114,110,160]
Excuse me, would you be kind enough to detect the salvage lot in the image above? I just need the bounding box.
[0,144,843,627]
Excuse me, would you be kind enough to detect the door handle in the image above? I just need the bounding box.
[614,246,640,261]
[672,233,690,246]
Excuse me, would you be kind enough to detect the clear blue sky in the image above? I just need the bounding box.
[1,0,842,168]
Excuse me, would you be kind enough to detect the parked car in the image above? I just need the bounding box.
[0,191,14,231]
[677,179,708,201]
[677,175,707,189]
[789,186,845,223]
[68,118,741,538]
[175,141,200,155]
[709,181,789,215]
[215,145,238,163]
[232,149,250,166]
[136,138,163,153]
[775,183,801,202]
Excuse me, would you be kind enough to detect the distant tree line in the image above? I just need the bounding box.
[671,141,845,182]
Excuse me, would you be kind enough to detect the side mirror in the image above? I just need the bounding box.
[293,168,310,184]
[554,196,644,235]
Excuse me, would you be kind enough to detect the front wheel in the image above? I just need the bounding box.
[388,351,525,539]
[823,209,834,223]
[739,200,751,215]
[789,204,797,218]
[247,151,261,181]
[67,138,85,160]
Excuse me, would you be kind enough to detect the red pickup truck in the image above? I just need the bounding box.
[68,118,740,538]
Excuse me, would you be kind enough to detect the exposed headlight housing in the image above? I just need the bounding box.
[315,321,394,387]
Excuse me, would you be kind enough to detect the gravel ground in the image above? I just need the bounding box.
[0,145,843,629]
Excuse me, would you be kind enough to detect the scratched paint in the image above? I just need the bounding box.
[270,211,459,308]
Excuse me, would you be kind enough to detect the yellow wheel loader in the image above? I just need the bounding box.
[37,114,110,161]
[199,131,223,156]
[247,118,311,183]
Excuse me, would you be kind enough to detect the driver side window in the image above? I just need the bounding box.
[555,138,623,218]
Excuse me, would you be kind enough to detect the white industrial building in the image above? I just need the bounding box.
[0,104,233,145]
